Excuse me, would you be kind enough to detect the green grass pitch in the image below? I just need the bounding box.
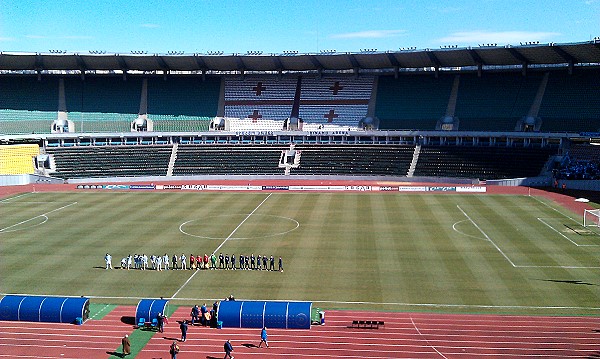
[2,191,600,316]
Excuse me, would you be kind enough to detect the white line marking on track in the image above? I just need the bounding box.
[409,315,449,359]
[170,193,273,298]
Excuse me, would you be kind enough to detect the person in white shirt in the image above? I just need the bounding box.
[163,254,170,270]
[105,253,113,269]
[180,254,187,270]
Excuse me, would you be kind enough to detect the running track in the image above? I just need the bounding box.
[2,306,599,358]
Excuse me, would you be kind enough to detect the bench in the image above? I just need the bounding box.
[351,320,384,329]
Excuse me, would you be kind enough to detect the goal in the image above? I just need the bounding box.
[583,209,600,227]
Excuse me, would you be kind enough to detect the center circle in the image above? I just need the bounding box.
[179,213,299,240]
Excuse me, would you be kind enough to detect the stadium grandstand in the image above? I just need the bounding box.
[1,40,600,189]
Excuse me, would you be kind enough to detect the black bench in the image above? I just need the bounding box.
[351,320,384,329]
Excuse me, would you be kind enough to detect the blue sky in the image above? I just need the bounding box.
[0,0,598,54]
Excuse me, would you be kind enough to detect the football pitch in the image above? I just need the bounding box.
[2,190,600,316]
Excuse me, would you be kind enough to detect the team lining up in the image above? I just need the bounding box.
[104,253,284,271]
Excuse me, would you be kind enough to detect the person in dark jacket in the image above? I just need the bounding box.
[179,320,188,342]
[224,339,234,359]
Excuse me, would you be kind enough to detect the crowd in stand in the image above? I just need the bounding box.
[554,159,600,180]
[105,253,283,272]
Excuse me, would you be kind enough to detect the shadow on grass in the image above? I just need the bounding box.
[536,278,597,286]
[106,351,126,358]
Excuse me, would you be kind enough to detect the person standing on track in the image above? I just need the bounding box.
[224,339,234,359]
[121,334,131,356]
[169,340,180,359]
[180,319,188,342]
[258,326,269,348]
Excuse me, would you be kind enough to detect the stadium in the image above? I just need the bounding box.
[1,40,600,357]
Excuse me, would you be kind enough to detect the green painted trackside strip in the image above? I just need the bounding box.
[88,303,117,320]
[108,305,179,359]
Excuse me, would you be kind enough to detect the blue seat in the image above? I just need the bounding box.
[151,318,158,328]
[137,318,145,328]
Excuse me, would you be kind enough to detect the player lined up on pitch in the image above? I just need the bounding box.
[104,253,284,272]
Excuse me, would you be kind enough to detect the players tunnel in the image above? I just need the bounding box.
[0,295,90,324]
[217,300,311,329]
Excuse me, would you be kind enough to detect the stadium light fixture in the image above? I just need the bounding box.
[206,50,224,56]
[245,50,263,55]
[282,50,299,55]
[49,49,67,54]
[88,50,107,54]
[593,37,600,43]
[130,50,148,55]
[399,47,417,51]
[478,43,497,47]
[360,48,377,53]
[167,51,185,55]
[440,45,458,49]
[319,49,337,54]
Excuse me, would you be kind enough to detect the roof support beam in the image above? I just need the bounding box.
[308,55,324,73]
[74,54,87,80]
[505,48,528,76]
[115,55,129,80]
[35,54,44,80]
[550,46,577,75]
[425,51,441,78]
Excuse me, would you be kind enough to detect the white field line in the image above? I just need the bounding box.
[457,205,600,269]
[410,315,449,359]
[537,217,600,247]
[170,193,273,298]
[456,205,517,267]
[0,193,32,203]
[529,195,582,225]
[0,202,77,233]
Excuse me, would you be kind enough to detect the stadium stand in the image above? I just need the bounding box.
[454,72,540,131]
[45,145,172,179]
[0,144,39,175]
[225,76,372,128]
[375,75,454,130]
[538,70,600,132]
[172,144,286,175]
[291,144,415,176]
[413,146,558,179]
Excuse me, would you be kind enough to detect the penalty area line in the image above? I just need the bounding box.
[170,193,273,299]
[456,205,517,268]
[0,201,77,233]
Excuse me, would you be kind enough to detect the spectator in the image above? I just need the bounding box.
[122,334,131,356]
[169,340,180,359]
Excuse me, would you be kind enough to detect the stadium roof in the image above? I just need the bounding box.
[0,41,599,74]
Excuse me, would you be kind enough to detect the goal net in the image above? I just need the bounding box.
[583,209,600,227]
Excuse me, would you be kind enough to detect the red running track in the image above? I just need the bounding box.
[138,307,600,359]
[1,307,599,358]
[0,305,135,359]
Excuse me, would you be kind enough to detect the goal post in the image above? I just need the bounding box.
[583,209,600,227]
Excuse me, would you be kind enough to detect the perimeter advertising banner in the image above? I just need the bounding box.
[77,184,486,193]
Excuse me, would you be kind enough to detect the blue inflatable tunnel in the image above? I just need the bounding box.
[0,295,89,324]
[217,301,311,329]
[135,298,169,326]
